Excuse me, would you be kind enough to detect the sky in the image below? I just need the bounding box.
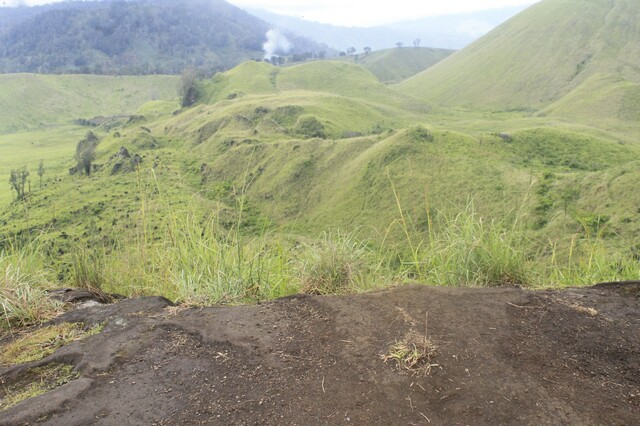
[227,0,541,27]
[4,0,541,27]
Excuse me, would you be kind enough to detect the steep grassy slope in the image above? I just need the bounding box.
[0,74,178,133]
[337,47,454,83]
[398,0,640,110]
[540,74,640,131]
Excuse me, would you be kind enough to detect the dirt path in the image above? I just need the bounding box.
[1,283,639,425]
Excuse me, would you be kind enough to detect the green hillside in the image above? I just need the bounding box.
[202,61,429,113]
[0,74,179,133]
[2,0,640,309]
[398,0,640,111]
[338,47,454,83]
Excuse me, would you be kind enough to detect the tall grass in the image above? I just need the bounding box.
[0,237,61,329]
[297,230,378,295]
[161,213,298,305]
[2,167,638,324]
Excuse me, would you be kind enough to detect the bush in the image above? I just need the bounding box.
[299,232,368,295]
[75,132,99,176]
[295,115,326,139]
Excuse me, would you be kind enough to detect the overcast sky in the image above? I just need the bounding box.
[227,0,541,26]
[4,0,541,27]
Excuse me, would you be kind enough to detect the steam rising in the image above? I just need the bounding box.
[263,29,291,59]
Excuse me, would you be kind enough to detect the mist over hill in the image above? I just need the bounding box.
[246,5,531,51]
[0,0,327,74]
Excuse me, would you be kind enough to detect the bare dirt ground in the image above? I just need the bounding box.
[1,282,639,425]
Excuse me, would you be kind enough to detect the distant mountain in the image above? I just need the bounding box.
[246,5,531,51]
[398,0,640,114]
[0,0,327,74]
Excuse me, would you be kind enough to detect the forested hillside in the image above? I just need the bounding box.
[0,0,326,74]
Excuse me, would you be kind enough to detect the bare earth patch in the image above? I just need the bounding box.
[0,282,638,424]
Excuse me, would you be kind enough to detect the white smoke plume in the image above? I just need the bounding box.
[263,29,291,59]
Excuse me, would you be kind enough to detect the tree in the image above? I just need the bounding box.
[413,38,421,48]
[363,46,371,56]
[9,167,29,201]
[396,42,404,48]
[346,46,356,56]
[179,68,202,107]
[38,160,45,189]
[75,132,100,176]
[9,170,19,201]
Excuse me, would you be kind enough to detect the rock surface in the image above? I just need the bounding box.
[1,283,639,425]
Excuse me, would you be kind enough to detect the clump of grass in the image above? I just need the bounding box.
[382,313,438,376]
[543,231,640,287]
[0,363,78,411]
[0,322,104,366]
[1,268,62,330]
[298,231,369,295]
[1,238,61,329]
[70,247,107,291]
[143,212,298,305]
[418,204,530,287]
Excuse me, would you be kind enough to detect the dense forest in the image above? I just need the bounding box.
[0,0,327,74]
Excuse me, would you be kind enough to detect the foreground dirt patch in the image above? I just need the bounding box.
[1,283,638,425]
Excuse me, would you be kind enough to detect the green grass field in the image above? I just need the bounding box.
[1,0,640,324]
[0,74,179,133]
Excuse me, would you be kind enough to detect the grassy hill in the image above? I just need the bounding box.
[337,47,454,83]
[397,0,640,111]
[1,0,640,308]
[1,58,638,301]
[0,74,179,133]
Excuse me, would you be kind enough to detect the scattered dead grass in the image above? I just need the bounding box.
[382,312,438,376]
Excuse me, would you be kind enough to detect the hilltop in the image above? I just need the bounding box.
[398,0,640,116]
[0,0,325,74]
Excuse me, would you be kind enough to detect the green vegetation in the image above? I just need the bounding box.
[0,363,78,411]
[0,322,103,366]
[0,74,179,133]
[397,0,640,116]
[0,0,639,321]
[338,47,454,84]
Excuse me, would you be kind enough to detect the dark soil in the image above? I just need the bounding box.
[1,283,639,425]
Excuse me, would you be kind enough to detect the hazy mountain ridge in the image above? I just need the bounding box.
[0,0,326,74]
[246,5,531,51]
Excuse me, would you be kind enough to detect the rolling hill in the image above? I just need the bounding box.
[0,74,179,133]
[337,47,454,84]
[0,0,639,304]
[397,0,640,112]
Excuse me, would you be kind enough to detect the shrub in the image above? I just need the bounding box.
[299,232,368,294]
[295,115,326,139]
